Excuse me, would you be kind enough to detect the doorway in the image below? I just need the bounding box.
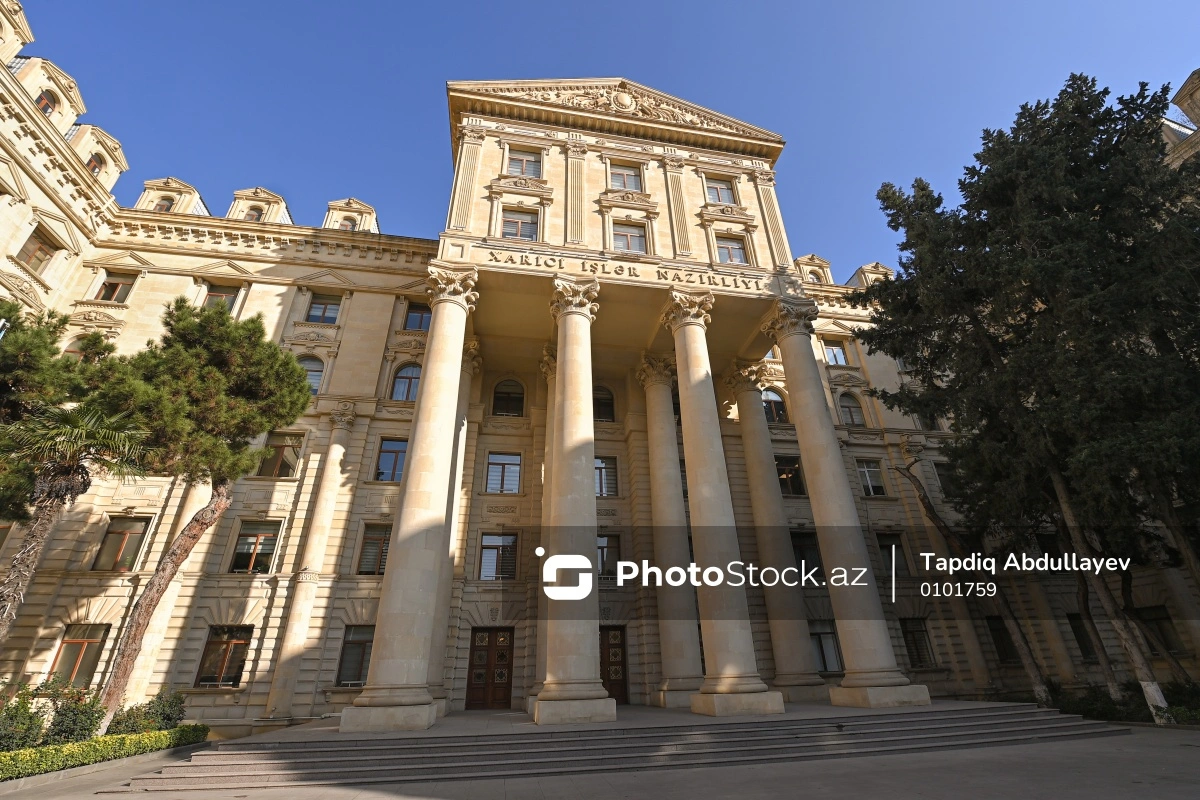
[600,625,629,704]
[466,627,514,710]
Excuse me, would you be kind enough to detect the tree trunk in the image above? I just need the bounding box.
[1075,571,1122,701]
[892,462,1052,706]
[1049,465,1172,724]
[97,478,232,732]
[1120,569,1194,685]
[0,501,64,644]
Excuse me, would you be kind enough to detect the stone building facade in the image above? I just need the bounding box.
[1,5,1198,736]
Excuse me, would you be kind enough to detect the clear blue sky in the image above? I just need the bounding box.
[27,1,1198,281]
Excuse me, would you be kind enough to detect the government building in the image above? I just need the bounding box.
[1,4,1199,737]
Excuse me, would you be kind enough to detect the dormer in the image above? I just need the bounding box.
[846,262,895,288]
[7,56,85,135]
[134,177,210,216]
[227,187,292,224]
[1172,68,1200,128]
[0,4,34,63]
[794,254,833,285]
[322,198,378,232]
[65,124,128,191]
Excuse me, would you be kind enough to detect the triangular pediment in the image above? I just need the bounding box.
[194,259,253,276]
[89,250,157,268]
[795,254,831,267]
[144,176,198,193]
[39,59,86,115]
[1,4,33,44]
[328,197,375,213]
[297,269,355,286]
[234,187,286,203]
[31,207,80,253]
[0,153,27,200]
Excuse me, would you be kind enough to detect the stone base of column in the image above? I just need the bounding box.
[532,697,617,725]
[775,684,831,703]
[524,694,537,714]
[829,684,931,709]
[340,703,438,732]
[432,697,448,718]
[690,690,784,717]
[649,689,698,708]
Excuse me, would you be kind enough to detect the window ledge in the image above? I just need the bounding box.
[863,495,898,502]
[478,492,526,498]
[73,299,128,311]
[180,686,247,695]
[359,480,402,487]
[909,666,950,676]
[6,256,51,291]
[241,476,301,483]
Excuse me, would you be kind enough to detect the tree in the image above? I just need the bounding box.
[851,75,1200,723]
[91,298,311,730]
[0,407,149,642]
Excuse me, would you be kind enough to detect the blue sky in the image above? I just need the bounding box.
[28,1,1198,281]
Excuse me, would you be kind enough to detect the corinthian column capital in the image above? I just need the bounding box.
[636,353,676,388]
[550,277,599,322]
[540,344,557,380]
[661,289,714,332]
[724,362,767,396]
[426,265,479,311]
[761,298,819,342]
[330,402,357,431]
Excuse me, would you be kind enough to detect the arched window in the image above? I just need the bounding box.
[244,206,264,222]
[297,356,324,395]
[838,393,867,427]
[339,217,357,231]
[492,379,524,417]
[763,389,789,423]
[62,338,86,362]
[36,90,57,116]
[85,153,105,176]
[152,196,174,212]
[593,386,616,423]
[391,364,421,402]
[808,271,824,283]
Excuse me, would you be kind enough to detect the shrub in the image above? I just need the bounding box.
[108,689,187,735]
[37,677,105,746]
[0,685,44,752]
[0,724,209,782]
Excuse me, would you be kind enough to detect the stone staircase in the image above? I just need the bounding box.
[120,704,1126,791]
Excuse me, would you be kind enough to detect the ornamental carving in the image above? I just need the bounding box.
[662,155,686,170]
[753,169,776,186]
[330,406,356,431]
[566,142,588,157]
[636,353,675,387]
[462,338,482,375]
[550,277,599,322]
[761,298,819,342]
[900,434,925,458]
[426,266,479,311]
[459,126,486,144]
[540,344,557,380]
[661,290,714,332]
[725,362,767,395]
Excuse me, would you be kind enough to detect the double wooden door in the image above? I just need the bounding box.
[600,625,629,705]
[466,627,513,710]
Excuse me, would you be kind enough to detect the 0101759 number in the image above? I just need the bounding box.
[920,582,997,598]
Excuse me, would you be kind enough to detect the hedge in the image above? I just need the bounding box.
[0,724,209,781]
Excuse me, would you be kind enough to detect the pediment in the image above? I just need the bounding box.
[234,186,286,203]
[89,250,157,268]
[40,59,86,114]
[31,207,80,253]
[328,197,375,213]
[194,259,253,276]
[296,268,355,285]
[0,153,27,200]
[144,176,198,194]
[795,254,831,268]
[1,4,33,44]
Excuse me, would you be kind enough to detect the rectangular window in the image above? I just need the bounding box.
[257,433,301,478]
[195,625,253,688]
[204,284,240,310]
[50,624,110,688]
[486,452,521,494]
[229,521,280,574]
[501,209,538,241]
[612,223,647,254]
[92,517,149,572]
[1066,613,1098,663]
[94,272,135,303]
[790,531,823,581]
[1137,605,1185,656]
[336,625,374,687]
[775,455,806,496]
[986,616,1021,664]
[306,293,341,324]
[404,303,432,331]
[901,618,937,668]
[714,236,746,264]
[506,149,541,178]
[594,456,618,497]
[375,439,408,482]
[933,462,956,499]
[480,533,517,580]
[16,229,55,274]
[856,459,886,497]
[357,523,391,575]
[610,163,642,191]
[705,177,735,204]
[877,533,910,578]
[809,620,842,672]
[823,341,848,365]
[596,534,620,577]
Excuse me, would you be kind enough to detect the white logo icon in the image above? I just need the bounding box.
[535,547,594,600]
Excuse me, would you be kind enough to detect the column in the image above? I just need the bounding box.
[341,265,478,732]
[526,346,556,712]
[662,154,692,257]
[726,362,828,700]
[565,140,587,245]
[751,170,792,268]
[763,297,930,708]
[663,289,784,717]
[446,126,484,231]
[636,354,704,708]
[532,278,617,725]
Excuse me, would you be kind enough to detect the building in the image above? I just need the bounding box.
[1,5,1198,737]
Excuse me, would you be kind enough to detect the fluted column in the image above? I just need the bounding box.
[527,346,557,710]
[763,297,929,708]
[533,278,617,725]
[637,354,704,707]
[663,290,783,717]
[341,265,479,732]
[726,363,827,700]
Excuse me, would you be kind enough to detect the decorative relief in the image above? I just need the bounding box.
[699,203,756,228]
[67,308,124,338]
[566,141,588,157]
[753,169,777,186]
[661,289,714,332]
[488,175,553,204]
[426,266,479,311]
[598,188,657,213]
[459,126,486,144]
[828,370,868,388]
[596,508,619,517]
[463,338,482,375]
[900,434,925,458]
[636,353,675,387]
[761,298,819,342]
[549,277,599,322]
[594,422,623,437]
[330,402,356,430]
[485,505,518,515]
[540,344,557,381]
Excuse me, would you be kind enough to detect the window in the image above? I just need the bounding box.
[375,439,408,482]
[306,294,341,324]
[485,453,521,494]
[230,522,279,574]
[480,533,517,580]
[336,625,374,687]
[50,624,110,688]
[595,456,618,497]
[257,433,301,478]
[35,90,57,116]
[791,531,823,580]
[390,364,421,402]
[986,616,1020,664]
[94,272,135,303]
[1037,533,1063,558]
[16,229,56,274]
[715,236,746,265]
[195,625,253,688]
[339,217,357,231]
[92,517,149,572]
[672,387,681,421]
[1066,613,1098,663]
[62,338,86,362]
[933,462,956,499]
[357,524,391,575]
[901,618,936,668]
[492,379,524,417]
[762,389,789,423]
[856,459,886,497]
[838,394,867,427]
[85,153,105,176]
[593,386,616,423]
[152,196,174,212]
[809,620,842,672]
[506,149,541,177]
[612,223,647,253]
[775,456,806,496]
[877,533,910,577]
[297,356,324,395]
[808,271,824,283]
[596,534,620,576]
[404,303,432,331]
[1137,606,1185,656]
[705,177,735,204]
[501,209,538,241]
[610,163,642,191]
[204,284,240,310]
[243,206,264,222]
[823,340,848,365]
[916,413,941,432]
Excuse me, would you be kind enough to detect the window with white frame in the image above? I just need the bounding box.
[50,624,110,687]
[856,459,887,497]
[594,456,618,497]
[612,222,647,254]
[823,340,848,365]
[230,521,280,574]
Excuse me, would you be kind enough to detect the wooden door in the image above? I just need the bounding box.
[600,625,629,705]
[465,627,514,710]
